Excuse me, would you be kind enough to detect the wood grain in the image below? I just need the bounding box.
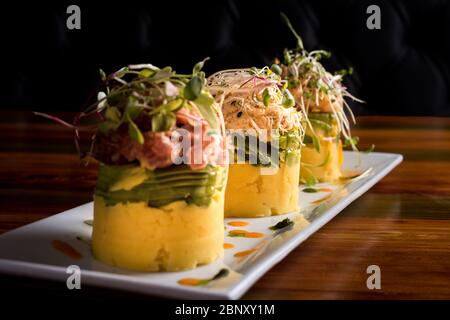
[0,111,449,299]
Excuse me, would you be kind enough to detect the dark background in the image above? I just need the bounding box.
[1,0,449,116]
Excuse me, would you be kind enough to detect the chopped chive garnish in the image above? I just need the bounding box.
[269,218,294,230]
[302,187,318,193]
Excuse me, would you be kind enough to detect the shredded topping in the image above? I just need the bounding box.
[207,68,303,139]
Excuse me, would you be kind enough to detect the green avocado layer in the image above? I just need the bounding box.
[232,129,302,167]
[95,164,225,208]
[307,112,340,138]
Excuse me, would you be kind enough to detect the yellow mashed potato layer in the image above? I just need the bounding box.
[224,158,300,218]
[92,192,224,272]
[301,139,343,183]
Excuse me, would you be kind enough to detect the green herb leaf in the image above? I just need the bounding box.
[309,118,333,134]
[126,113,144,144]
[138,68,155,78]
[312,134,321,153]
[336,67,354,77]
[249,67,259,75]
[280,12,304,50]
[281,89,295,108]
[99,69,106,81]
[151,112,165,132]
[125,97,142,120]
[97,120,119,133]
[164,112,176,130]
[211,268,229,281]
[76,236,90,245]
[302,135,312,144]
[197,71,206,82]
[363,144,375,154]
[271,64,282,75]
[184,76,203,100]
[269,218,294,230]
[163,98,184,112]
[343,136,359,148]
[262,88,271,106]
[302,187,318,193]
[150,98,184,116]
[283,48,292,65]
[288,65,299,78]
[114,67,129,79]
[152,110,176,132]
[278,134,287,149]
[105,107,121,123]
[312,50,331,60]
[193,57,210,74]
[150,67,173,83]
[194,93,219,129]
[83,219,93,226]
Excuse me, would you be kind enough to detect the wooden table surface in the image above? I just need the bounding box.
[1,111,449,300]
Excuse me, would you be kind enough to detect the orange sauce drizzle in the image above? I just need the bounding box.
[234,248,258,258]
[52,240,82,259]
[223,243,235,249]
[227,221,249,227]
[246,232,264,238]
[318,188,333,192]
[177,278,205,286]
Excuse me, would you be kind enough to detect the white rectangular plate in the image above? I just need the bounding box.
[0,151,402,299]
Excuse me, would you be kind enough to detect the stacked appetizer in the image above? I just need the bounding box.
[208,67,304,217]
[87,62,226,271]
[273,14,363,183]
[36,15,367,273]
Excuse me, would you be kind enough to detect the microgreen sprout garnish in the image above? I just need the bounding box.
[270,63,282,76]
[262,88,271,106]
[336,67,354,77]
[269,218,294,231]
[34,58,222,164]
[280,12,304,51]
[343,136,360,148]
[343,137,375,154]
[277,13,365,155]
[362,144,376,154]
